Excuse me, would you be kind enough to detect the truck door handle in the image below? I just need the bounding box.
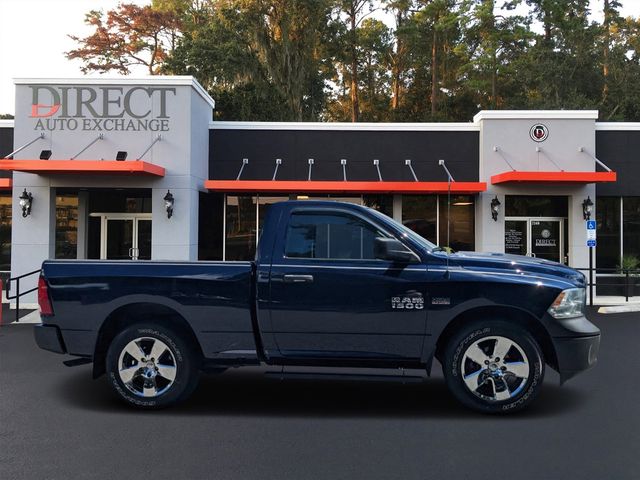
[283,274,314,283]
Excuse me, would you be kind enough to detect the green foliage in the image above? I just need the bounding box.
[67,0,640,122]
[619,254,640,273]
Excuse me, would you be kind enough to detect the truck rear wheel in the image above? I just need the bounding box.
[442,321,545,414]
[106,323,200,408]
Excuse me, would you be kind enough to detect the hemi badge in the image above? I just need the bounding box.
[431,297,451,305]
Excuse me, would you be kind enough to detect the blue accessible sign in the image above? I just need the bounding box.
[586,220,596,247]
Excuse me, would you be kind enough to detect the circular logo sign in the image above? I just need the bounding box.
[530,124,549,142]
[541,229,551,239]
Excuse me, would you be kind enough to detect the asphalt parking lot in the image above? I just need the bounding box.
[1,307,639,480]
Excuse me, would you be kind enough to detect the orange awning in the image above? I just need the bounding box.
[0,178,11,190]
[205,180,487,194]
[491,171,616,185]
[0,160,165,177]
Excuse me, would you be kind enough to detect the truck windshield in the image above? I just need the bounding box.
[366,207,437,253]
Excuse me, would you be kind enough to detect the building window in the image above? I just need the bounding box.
[623,197,640,263]
[596,197,620,270]
[225,195,257,261]
[402,195,438,245]
[198,192,224,261]
[0,194,11,271]
[440,195,475,252]
[55,195,78,259]
[363,195,393,218]
[505,196,568,217]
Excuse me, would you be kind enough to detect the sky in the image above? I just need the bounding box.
[1,0,639,115]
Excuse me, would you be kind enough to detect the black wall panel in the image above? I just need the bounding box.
[596,130,640,196]
[0,128,13,179]
[209,129,480,182]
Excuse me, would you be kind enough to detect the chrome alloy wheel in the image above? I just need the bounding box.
[461,335,530,402]
[117,337,177,398]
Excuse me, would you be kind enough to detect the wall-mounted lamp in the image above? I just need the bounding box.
[19,189,33,218]
[39,150,52,160]
[116,151,127,161]
[582,196,593,220]
[163,190,174,219]
[490,195,501,221]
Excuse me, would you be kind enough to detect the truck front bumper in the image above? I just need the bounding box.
[34,324,67,354]
[547,315,600,383]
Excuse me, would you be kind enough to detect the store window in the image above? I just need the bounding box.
[0,194,11,271]
[623,197,640,262]
[198,192,224,261]
[505,196,568,217]
[439,195,475,252]
[363,195,393,218]
[55,195,78,259]
[225,195,257,261]
[402,195,437,244]
[596,197,620,269]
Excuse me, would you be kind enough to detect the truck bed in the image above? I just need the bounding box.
[42,260,257,361]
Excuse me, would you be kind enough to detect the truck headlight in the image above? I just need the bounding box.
[547,288,585,319]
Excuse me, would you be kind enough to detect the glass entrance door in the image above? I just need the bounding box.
[98,215,152,260]
[505,217,567,264]
[530,220,561,262]
[106,219,134,260]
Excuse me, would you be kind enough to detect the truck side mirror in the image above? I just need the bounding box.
[374,237,417,263]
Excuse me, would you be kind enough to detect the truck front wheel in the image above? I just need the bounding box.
[106,323,200,408]
[442,321,545,414]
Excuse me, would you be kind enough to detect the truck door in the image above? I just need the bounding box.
[268,207,427,362]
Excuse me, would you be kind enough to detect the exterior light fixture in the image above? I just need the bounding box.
[582,196,593,220]
[116,151,127,161]
[490,195,501,221]
[19,189,33,218]
[39,150,52,160]
[163,190,174,219]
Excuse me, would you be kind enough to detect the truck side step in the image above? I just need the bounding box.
[264,369,424,384]
[63,357,92,367]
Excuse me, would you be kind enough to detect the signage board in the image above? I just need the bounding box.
[586,220,596,246]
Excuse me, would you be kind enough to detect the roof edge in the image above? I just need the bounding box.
[208,121,479,131]
[474,110,599,122]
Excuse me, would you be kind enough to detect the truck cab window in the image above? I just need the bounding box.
[285,212,385,260]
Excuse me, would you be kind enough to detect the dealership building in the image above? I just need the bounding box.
[0,76,638,303]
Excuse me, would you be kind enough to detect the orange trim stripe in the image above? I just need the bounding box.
[0,160,165,177]
[491,171,617,184]
[204,180,487,194]
[0,178,11,190]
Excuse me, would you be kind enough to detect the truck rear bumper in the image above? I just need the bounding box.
[34,324,67,354]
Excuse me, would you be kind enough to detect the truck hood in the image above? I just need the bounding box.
[441,251,586,287]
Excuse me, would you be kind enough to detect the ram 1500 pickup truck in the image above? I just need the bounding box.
[34,201,600,413]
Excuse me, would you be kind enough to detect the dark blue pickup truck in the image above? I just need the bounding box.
[35,201,600,413]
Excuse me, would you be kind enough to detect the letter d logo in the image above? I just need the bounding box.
[30,86,61,118]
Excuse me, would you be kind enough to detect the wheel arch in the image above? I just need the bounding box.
[433,305,558,371]
[92,302,204,378]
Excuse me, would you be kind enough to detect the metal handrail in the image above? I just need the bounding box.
[572,266,640,305]
[5,268,41,323]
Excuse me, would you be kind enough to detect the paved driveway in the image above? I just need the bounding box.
[1,308,639,480]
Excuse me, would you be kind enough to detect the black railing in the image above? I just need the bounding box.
[573,266,640,306]
[5,269,41,323]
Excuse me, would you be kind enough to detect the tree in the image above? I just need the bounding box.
[67,3,181,74]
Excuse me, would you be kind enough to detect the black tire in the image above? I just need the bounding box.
[442,321,545,414]
[106,323,200,409]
